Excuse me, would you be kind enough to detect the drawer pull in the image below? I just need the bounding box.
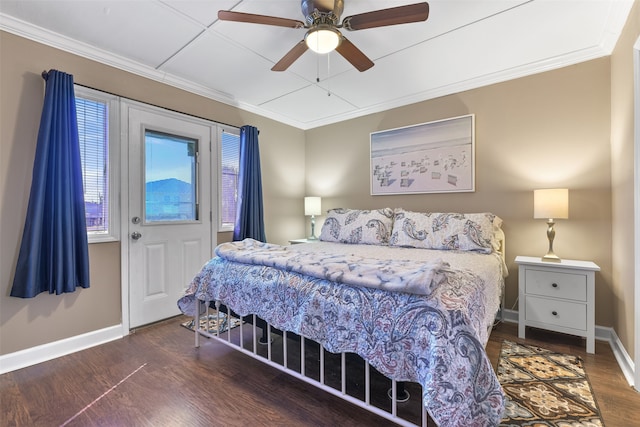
[552,311,558,316]
[552,283,558,288]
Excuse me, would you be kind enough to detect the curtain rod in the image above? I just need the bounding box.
[41,69,239,130]
[77,82,240,131]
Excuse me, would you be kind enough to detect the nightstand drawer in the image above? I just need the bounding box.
[525,269,587,301]
[525,296,587,331]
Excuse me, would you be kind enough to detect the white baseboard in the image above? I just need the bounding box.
[500,309,635,387]
[0,324,123,375]
[605,326,636,387]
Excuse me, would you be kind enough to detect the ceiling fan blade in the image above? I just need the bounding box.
[271,40,309,71]
[218,10,305,29]
[335,37,374,72]
[342,2,429,31]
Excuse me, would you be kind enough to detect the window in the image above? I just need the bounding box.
[218,127,240,232]
[74,85,119,242]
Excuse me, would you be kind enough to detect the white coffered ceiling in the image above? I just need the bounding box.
[0,0,634,130]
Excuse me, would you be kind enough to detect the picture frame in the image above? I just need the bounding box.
[370,114,475,195]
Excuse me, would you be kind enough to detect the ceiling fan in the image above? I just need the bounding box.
[218,0,429,72]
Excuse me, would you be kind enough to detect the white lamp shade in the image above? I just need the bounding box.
[305,28,340,54]
[534,188,569,219]
[304,196,322,216]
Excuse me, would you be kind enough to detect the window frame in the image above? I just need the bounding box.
[74,85,120,243]
[217,126,240,232]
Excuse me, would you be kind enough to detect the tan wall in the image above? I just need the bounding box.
[0,31,305,355]
[306,58,614,328]
[611,0,640,360]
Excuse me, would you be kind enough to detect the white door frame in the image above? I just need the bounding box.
[633,35,640,392]
[120,101,131,336]
[119,99,219,334]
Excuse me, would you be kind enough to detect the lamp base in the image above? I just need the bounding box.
[542,219,561,262]
[541,253,561,262]
[308,215,318,241]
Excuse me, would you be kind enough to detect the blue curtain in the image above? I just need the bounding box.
[11,70,90,298]
[233,125,266,242]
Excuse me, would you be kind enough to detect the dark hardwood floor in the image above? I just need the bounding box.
[1,316,639,427]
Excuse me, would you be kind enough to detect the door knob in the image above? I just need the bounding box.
[131,231,142,240]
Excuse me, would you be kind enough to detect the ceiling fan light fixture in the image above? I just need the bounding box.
[305,27,341,54]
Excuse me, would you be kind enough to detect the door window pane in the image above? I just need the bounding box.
[145,130,198,222]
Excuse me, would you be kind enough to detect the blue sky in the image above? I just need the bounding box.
[145,131,195,184]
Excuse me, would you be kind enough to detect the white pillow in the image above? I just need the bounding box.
[319,208,395,245]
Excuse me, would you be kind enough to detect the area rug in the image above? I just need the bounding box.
[498,340,604,426]
[181,311,243,335]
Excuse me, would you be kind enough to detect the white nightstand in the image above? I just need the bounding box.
[515,256,600,353]
[289,238,319,244]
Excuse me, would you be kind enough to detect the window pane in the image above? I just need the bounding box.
[145,130,198,222]
[220,130,240,229]
[76,97,109,235]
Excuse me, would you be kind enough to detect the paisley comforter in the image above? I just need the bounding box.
[178,239,506,427]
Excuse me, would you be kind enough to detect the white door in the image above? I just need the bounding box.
[127,105,213,328]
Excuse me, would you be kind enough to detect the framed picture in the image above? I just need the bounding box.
[370,114,475,195]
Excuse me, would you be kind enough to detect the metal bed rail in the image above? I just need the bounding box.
[193,300,430,427]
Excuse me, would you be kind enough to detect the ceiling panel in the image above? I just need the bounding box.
[161,30,312,106]
[1,0,205,67]
[259,84,359,124]
[337,0,532,61]
[161,0,237,27]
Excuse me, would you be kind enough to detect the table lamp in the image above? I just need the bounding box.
[304,196,322,240]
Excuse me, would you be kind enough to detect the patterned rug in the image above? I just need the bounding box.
[181,311,243,335]
[498,340,604,426]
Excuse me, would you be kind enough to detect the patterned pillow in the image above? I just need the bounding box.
[390,209,503,254]
[319,208,395,245]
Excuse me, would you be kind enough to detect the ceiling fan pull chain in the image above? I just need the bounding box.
[327,53,331,96]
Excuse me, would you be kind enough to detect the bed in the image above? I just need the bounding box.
[178,208,508,427]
